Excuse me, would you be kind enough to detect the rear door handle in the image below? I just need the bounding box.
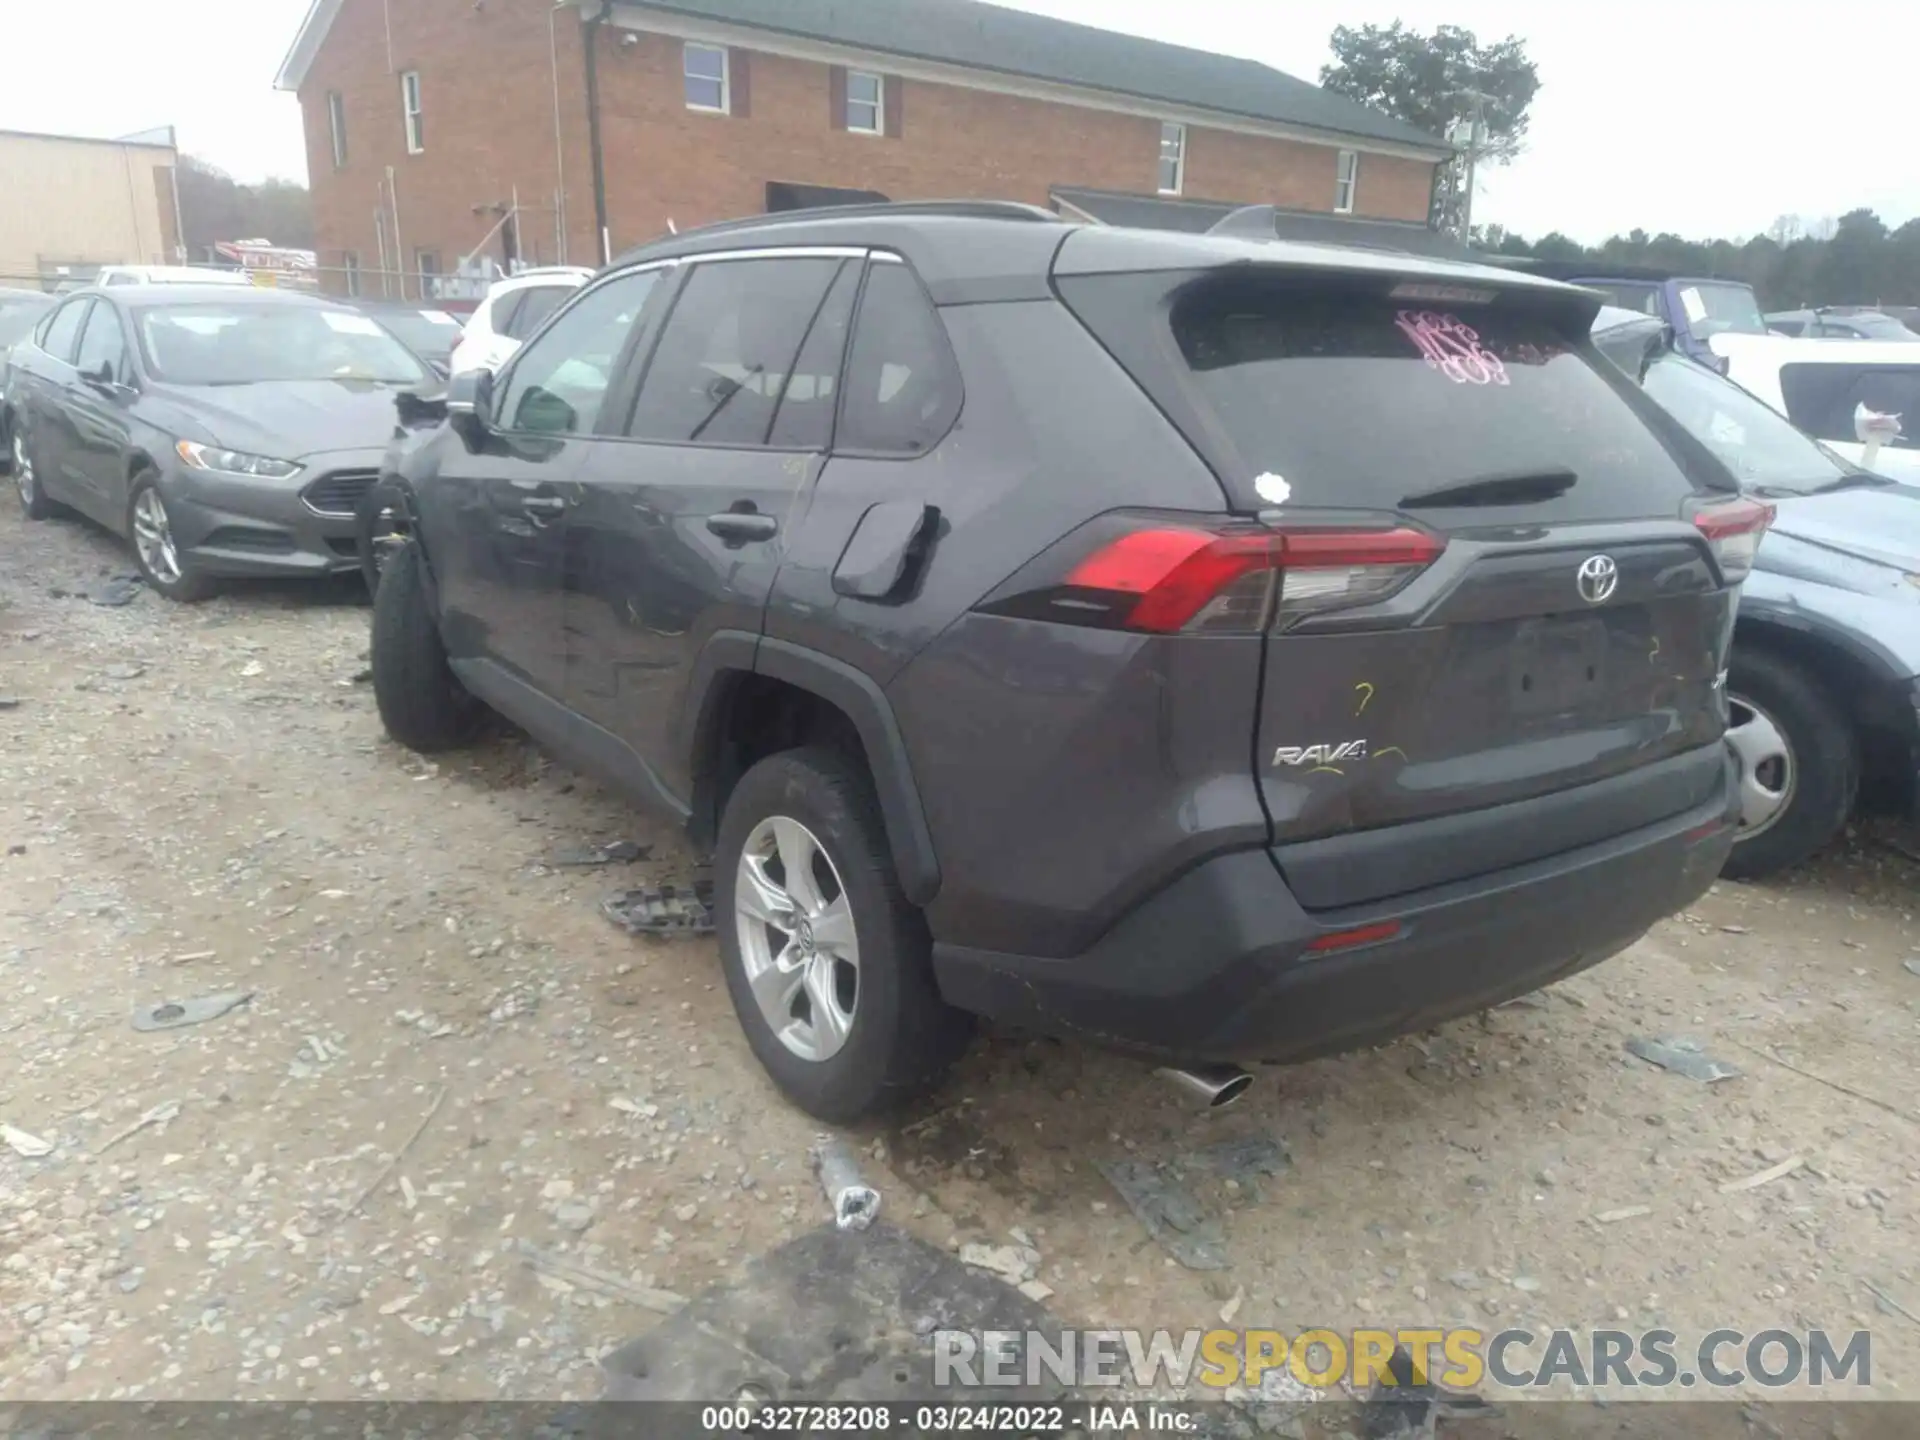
[706,511,778,542]
[521,494,567,519]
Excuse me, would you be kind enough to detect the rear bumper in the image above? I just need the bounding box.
[932,748,1738,1063]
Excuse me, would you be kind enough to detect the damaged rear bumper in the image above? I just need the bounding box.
[932,750,1738,1064]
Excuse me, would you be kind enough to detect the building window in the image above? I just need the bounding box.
[416,249,440,297]
[684,43,729,113]
[343,252,361,298]
[1158,122,1185,195]
[401,70,424,154]
[846,71,884,134]
[327,91,347,169]
[1335,149,1358,213]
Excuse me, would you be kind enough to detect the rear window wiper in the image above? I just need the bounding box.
[1400,468,1578,509]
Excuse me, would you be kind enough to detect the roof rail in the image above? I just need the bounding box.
[619,200,1064,257]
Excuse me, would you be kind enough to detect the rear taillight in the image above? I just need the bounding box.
[992,518,1445,634]
[1692,495,1774,583]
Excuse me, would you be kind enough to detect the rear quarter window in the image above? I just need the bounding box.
[1780,363,1920,448]
[1074,274,1716,520]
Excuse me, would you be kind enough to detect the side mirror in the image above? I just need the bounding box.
[446,367,494,446]
[82,361,118,392]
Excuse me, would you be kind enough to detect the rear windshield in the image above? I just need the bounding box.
[1085,277,1713,520]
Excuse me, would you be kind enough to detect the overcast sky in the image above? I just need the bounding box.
[2,0,1913,244]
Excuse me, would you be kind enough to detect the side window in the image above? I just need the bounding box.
[73,303,130,383]
[838,261,963,455]
[497,268,661,436]
[39,299,91,363]
[767,262,861,450]
[1848,370,1920,448]
[626,257,844,447]
[507,284,569,341]
[488,290,528,339]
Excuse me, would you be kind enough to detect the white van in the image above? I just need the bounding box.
[93,265,253,288]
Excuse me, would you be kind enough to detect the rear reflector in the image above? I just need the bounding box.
[1054,523,1443,634]
[1691,495,1774,583]
[1304,920,1403,953]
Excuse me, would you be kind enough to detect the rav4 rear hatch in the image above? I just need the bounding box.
[1056,243,1765,909]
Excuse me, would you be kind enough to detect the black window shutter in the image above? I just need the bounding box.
[884,75,903,139]
[829,65,848,130]
[732,50,751,117]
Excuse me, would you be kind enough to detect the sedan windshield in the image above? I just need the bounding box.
[1639,349,1861,496]
[362,308,462,361]
[136,304,429,385]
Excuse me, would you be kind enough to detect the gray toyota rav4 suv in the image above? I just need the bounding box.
[370,202,1767,1121]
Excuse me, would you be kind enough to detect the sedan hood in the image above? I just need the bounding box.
[1766,483,1920,573]
[145,378,419,460]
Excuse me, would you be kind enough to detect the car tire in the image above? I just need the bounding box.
[371,541,481,753]
[13,426,57,521]
[355,479,408,599]
[1721,649,1857,881]
[126,472,215,601]
[714,746,972,1123]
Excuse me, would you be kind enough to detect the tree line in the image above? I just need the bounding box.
[1318,24,1919,310]
[1475,210,1920,310]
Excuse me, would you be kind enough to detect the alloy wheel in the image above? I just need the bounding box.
[733,815,860,1062]
[12,431,32,507]
[1726,693,1795,839]
[132,488,183,585]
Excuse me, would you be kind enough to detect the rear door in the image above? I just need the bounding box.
[64,298,137,521]
[18,297,91,501]
[566,251,859,805]
[1059,264,1756,907]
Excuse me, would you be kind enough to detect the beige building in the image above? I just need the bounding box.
[0,127,184,288]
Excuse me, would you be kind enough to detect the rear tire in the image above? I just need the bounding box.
[715,746,972,1123]
[13,427,56,521]
[1721,649,1856,880]
[370,542,481,752]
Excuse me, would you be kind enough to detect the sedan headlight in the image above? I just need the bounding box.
[175,440,301,479]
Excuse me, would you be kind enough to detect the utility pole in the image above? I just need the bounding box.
[1447,89,1491,242]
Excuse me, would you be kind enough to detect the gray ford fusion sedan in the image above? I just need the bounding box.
[3,283,433,600]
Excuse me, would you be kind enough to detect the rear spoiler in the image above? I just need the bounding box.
[1205,205,1481,263]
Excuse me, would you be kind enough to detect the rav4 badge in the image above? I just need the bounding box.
[1273,740,1369,768]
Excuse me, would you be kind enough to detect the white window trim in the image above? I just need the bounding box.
[846,70,885,135]
[401,70,424,155]
[684,42,731,114]
[1334,149,1358,214]
[327,90,347,169]
[1158,121,1186,196]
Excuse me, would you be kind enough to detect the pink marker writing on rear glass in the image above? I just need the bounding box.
[1394,310,1509,387]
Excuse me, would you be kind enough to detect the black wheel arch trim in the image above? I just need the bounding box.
[375,476,441,611]
[684,632,942,908]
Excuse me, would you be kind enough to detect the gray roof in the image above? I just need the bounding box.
[627,0,1448,152]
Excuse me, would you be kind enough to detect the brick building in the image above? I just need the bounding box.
[275,0,1449,299]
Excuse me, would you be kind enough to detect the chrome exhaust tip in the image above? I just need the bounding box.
[1155,1063,1255,1109]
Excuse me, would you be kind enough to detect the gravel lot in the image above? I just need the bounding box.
[3,498,1918,1404]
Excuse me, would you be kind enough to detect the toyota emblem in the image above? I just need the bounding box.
[1577,554,1619,605]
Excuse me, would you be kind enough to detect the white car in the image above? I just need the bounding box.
[1711,334,1920,482]
[93,265,253,288]
[449,267,593,375]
